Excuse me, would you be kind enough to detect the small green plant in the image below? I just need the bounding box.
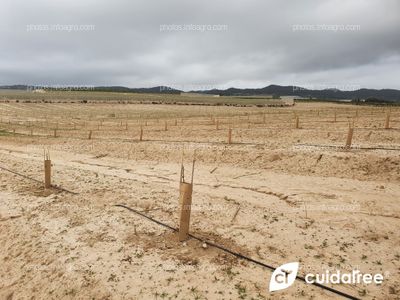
[235,283,247,300]
[358,289,367,296]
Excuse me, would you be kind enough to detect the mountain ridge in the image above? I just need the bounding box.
[1,84,399,101]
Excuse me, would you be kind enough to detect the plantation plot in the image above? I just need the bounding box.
[0,101,400,299]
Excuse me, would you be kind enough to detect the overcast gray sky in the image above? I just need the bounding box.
[1,0,399,90]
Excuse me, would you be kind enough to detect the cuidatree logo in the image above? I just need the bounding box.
[269,262,299,292]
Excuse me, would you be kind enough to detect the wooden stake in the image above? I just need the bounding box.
[54,129,57,138]
[164,121,168,131]
[44,150,51,189]
[88,130,92,140]
[179,182,193,241]
[178,151,195,242]
[139,126,143,141]
[295,116,299,129]
[385,112,390,129]
[228,128,232,144]
[345,126,354,149]
[216,119,219,130]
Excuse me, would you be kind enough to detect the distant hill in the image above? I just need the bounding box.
[199,85,400,102]
[1,84,399,101]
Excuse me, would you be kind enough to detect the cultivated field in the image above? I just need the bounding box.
[0,99,399,299]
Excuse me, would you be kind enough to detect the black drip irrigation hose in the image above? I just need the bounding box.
[115,204,360,300]
[0,165,78,195]
[295,143,400,151]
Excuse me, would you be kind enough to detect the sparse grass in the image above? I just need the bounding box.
[0,130,12,136]
[234,283,247,300]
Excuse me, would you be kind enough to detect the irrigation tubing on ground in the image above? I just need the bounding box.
[115,204,360,300]
[295,143,400,151]
[0,165,78,195]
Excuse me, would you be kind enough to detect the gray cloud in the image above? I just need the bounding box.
[0,0,399,90]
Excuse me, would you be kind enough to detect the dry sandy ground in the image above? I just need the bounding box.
[0,102,399,300]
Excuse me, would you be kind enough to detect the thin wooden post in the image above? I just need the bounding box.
[334,111,337,122]
[295,116,299,129]
[263,114,266,124]
[345,126,354,149]
[13,129,15,136]
[44,150,51,189]
[139,126,143,141]
[88,130,92,140]
[125,122,128,130]
[164,121,168,131]
[228,127,232,144]
[179,182,193,241]
[53,129,57,138]
[178,151,195,242]
[385,112,390,129]
[216,119,219,130]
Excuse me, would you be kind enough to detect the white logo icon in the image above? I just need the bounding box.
[269,262,299,292]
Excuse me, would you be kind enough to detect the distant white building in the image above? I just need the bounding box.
[32,89,46,93]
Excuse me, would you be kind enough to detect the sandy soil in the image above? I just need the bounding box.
[0,102,399,299]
